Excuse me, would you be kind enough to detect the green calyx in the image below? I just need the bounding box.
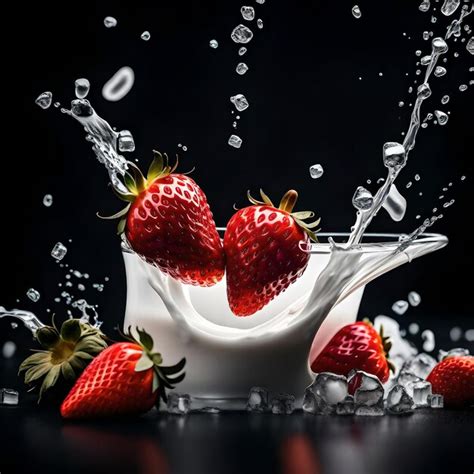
[98,150,180,235]
[123,326,186,403]
[19,318,107,402]
[246,188,321,242]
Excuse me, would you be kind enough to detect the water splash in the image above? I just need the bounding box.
[0,307,45,334]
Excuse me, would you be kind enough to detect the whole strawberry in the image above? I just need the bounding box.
[426,355,474,407]
[104,151,225,287]
[310,321,394,383]
[60,328,185,419]
[224,189,319,316]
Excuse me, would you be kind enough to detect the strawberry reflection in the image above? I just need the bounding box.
[280,434,321,474]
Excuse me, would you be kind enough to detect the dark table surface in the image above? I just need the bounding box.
[1,391,473,474]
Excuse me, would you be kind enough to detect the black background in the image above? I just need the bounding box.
[1,0,473,368]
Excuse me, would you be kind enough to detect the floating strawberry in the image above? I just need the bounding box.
[310,321,394,384]
[60,328,185,419]
[224,189,320,316]
[103,151,225,287]
[426,355,474,407]
[19,318,107,401]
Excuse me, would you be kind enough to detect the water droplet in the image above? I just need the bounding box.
[35,91,52,109]
[416,214,421,219]
[309,164,324,179]
[118,130,135,152]
[398,101,405,107]
[257,19,263,29]
[434,109,449,125]
[230,94,249,111]
[415,174,421,181]
[432,37,448,54]
[441,0,460,16]
[423,31,430,40]
[443,199,455,208]
[352,5,362,18]
[377,178,385,184]
[104,16,117,28]
[236,62,249,75]
[102,66,135,102]
[392,300,409,315]
[256,0,265,3]
[431,15,437,23]
[409,323,420,335]
[441,94,450,104]
[51,242,67,261]
[460,175,466,181]
[228,134,242,148]
[417,83,432,99]
[241,6,255,21]
[419,0,431,13]
[379,72,383,76]
[182,146,188,151]
[420,55,432,65]
[209,39,218,49]
[238,47,247,56]
[141,31,151,41]
[406,181,413,189]
[26,288,40,302]
[54,102,60,108]
[421,330,435,352]
[383,184,407,222]
[467,37,474,55]
[43,194,53,207]
[459,83,468,91]
[383,142,406,169]
[74,78,90,99]
[352,186,374,211]
[231,24,254,44]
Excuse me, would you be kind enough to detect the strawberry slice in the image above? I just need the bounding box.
[224,189,320,316]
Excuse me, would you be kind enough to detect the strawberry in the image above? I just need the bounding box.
[102,151,225,287]
[60,328,185,419]
[310,321,394,384]
[224,189,320,316]
[426,355,474,407]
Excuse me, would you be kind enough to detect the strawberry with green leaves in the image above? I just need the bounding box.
[60,328,185,419]
[224,189,320,316]
[104,151,225,287]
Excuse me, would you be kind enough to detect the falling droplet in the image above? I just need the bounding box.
[257,19,263,29]
[43,194,53,207]
[140,31,151,41]
[209,39,219,49]
[352,5,362,18]
[104,16,117,28]
[236,62,249,75]
[434,109,449,125]
[75,78,90,99]
[102,67,135,102]
[352,186,374,211]
[35,91,53,109]
[309,164,324,179]
[241,6,255,21]
[238,47,247,56]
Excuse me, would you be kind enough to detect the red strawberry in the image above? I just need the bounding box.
[224,189,320,316]
[60,328,185,419]
[426,355,474,407]
[103,151,225,287]
[310,321,394,384]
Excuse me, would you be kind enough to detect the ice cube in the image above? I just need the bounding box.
[302,389,318,414]
[167,392,191,415]
[241,6,255,21]
[247,386,268,412]
[230,94,249,111]
[352,187,373,211]
[271,394,295,415]
[336,395,355,415]
[26,288,40,302]
[200,407,220,414]
[441,0,460,17]
[74,78,90,99]
[231,24,254,44]
[412,381,432,407]
[387,385,414,415]
[228,134,242,149]
[236,62,249,75]
[397,370,423,397]
[118,130,135,152]
[408,291,421,307]
[0,388,19,406]
[308,373,348,414]
[309,164,324,179]
[401,353,436,379]
[428,393,444,408]
[35,91,53,110]
[383,142,406,169]
[392,300,409,315]
[437,347,470,361]
[51,242,68,261]
[349,371,384,416]
[104,16,117,28]
[43,194,53,207]
[2,341,16,359]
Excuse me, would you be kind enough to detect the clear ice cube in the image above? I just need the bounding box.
[302,389,318,414]
[309,164,324,179]
[387,385,414,414]
[0,388,19,406]
[392,300,409,315]
[428,393,444,408]
[271,394,295,415]
[51,242,68,261]
[352,186,373,211]
[440,0,460,17]
[336,395,355,415]
[228,134,242,149]
[26,288,40,302]
[230,94,249,111]
[167,392,191,415]
[401,353,436,379]
[408,291,421,307]
[231,24,254,44]
[350,371,384,416]
[307,373,348,414]
[247,386,268,412]
[35,91,53,110]
[412,381,432,407]
[75,78,90,99]
[383,142,406,169]
[241,6,255,21]
[438,347,470,361]
[118,130,136,152]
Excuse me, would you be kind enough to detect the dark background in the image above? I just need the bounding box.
[1,0,473,373]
